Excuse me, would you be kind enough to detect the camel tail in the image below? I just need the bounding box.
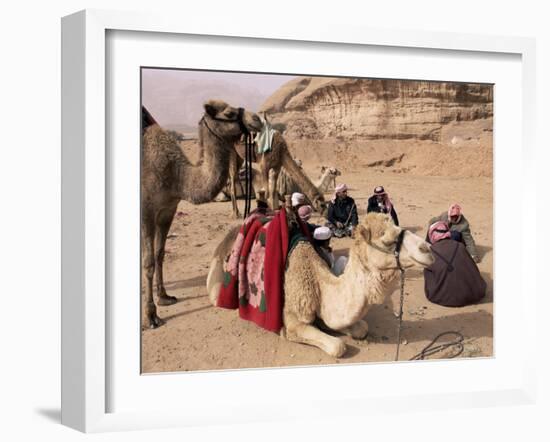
[279,138,324,205]
[206,225,240,306]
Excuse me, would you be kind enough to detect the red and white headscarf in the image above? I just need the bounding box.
[297,205,313,221]
[331,183,348,203]
[428,220,451,244]
[373,185,393,214]
[448,203,462,223]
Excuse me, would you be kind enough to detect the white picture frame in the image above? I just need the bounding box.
[61,9,537,433]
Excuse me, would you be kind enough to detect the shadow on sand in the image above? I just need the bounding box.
[162,304,213,322]
[476,244,493,260]
[367,302,494,343]
[164,274,208,291]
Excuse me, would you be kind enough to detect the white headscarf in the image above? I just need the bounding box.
[291,192,305,207]
[313,226,332,240]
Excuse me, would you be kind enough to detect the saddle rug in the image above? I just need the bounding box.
[217,208,290,332]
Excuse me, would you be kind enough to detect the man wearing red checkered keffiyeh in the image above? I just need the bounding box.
[428,203,480,263]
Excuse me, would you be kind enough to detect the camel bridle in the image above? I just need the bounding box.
[366,229,407,360]
[366,228,406,271]
[367,228,465,361]
[199,108,256,219]
[199,107,250,145]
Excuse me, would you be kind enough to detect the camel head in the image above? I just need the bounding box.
[354,213,434,271]
[320,166,341,177]
[321,166,341,176]
[202,99,263,141]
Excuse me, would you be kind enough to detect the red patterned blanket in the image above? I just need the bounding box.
[216,208,290,332]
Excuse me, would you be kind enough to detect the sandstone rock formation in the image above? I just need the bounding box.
[261,77,492,142]
[259,76,493,178]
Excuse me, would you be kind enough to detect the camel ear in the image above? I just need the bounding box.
[356,224,371,243]
[204,101,218,118]
[321,165,326,172]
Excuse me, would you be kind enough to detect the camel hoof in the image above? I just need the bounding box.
[148,314,164,329]
[350,320,369,340]
[158,294,178,306]
[327,339,347,358]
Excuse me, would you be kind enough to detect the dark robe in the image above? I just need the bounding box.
[423,239,486,307]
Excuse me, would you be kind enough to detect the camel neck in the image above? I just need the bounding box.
[319,250,399,330]
[315,170,330,190]
[177,124,233,203]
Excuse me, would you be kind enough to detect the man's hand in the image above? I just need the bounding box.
[336,222,344,229]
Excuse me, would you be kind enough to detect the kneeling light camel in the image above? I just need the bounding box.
[208,212,434,357]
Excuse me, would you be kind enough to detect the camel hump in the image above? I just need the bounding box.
[142,106,158,130]
[284,242,322,323]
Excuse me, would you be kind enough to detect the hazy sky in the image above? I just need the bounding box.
[142,68,296,128]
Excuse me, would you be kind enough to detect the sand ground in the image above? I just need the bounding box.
[141,158,493,373]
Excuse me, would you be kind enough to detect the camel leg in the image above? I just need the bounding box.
[340,319,369,340]
[260,166,269,206]
[142,222,163,328]
[229,170,240,219]
[268,168,280,210]
[155,207,178,306]
[284,312,347,358]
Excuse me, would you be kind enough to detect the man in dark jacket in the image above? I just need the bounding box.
[424,235,487,307]
[326,183,358,237]
[366,185,399,226]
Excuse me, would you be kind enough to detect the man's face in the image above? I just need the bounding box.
[338,190,347,199]
[376,194,384,202]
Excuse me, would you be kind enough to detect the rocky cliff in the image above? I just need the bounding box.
[260,77,493,142]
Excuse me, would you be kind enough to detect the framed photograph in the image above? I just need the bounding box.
[61,9,537,433]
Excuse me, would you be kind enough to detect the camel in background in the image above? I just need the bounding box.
[278,165,341,197]
[221,132,327,218]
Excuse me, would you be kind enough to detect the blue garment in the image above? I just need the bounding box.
[254,117,275,154]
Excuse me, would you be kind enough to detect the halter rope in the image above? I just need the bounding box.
[368,229,464,361]
[199,108,255,217]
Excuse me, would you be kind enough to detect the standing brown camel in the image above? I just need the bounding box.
[141,100,263,328]
[224,132,327,218]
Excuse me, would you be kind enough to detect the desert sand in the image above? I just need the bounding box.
[141,124,493,373]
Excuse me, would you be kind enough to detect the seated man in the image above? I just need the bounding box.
[326,184,358,238]
[313,226,348,276]
[428,203,480,262]
[366,185,399,225]
[423,221,486,307]
[297,205,319,235]
[291,192,306,210]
